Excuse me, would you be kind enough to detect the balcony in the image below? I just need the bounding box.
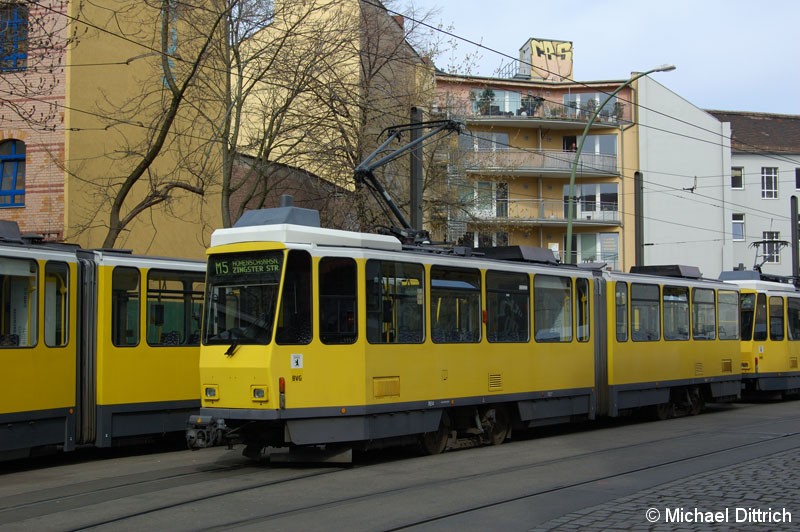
[434,97,627,131]
[467,198,620,226]
[460,148,618,177]
[563,249,620,270]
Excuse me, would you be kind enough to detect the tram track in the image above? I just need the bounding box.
[0,458,341,527]
[1,403,797,531]
[187,426,800,531]
[384,431,800,531]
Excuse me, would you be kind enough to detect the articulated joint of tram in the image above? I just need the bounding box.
[186,415,227,450]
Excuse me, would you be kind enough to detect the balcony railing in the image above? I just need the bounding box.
[434,98,627,124]
[460,148,618,175]
[561,249,620,270]
[467,198,620,225]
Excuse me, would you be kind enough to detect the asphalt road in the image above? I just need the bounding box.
[1,400,798,531]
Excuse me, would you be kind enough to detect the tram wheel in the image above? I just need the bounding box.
[688,387,705,415]
[654,402,672,421]
[419,412,449,455]
[484,407,510,445]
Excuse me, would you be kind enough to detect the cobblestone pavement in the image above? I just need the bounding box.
[531,447,799,531]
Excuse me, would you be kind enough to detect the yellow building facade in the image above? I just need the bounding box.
[1,1,225,258]
[433,72,643,271]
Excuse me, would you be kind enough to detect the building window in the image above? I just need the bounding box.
[763,231,781,263]
[476,181,493,212]
[796,168,800,189]
[731,167,743,189]
[563,231,619,270]
[470,88,521,116]
[496,182,508,218]
[0,3,27,71]
[469,180,508,219]
[459,131,509,151]
[732,213,745,241]
[0,139,25,207]
[761,167,778,199]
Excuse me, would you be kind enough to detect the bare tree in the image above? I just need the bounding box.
[295,0,443,232]
[216,0,357,227]
[63,0,230,248]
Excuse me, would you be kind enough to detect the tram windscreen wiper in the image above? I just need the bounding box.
[225,341,239,356]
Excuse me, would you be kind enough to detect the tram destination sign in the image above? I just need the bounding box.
[210,253,282,281]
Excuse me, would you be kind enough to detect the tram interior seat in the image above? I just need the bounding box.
[0,333,19,346]
[160,331,181,345]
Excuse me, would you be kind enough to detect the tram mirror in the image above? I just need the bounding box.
[154,304,165,326]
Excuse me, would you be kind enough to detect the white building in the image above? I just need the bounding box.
[636,77,732,278]
[708,111,800,278]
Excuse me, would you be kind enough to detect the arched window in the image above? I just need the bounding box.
[0,140,26,206]
[0,3,28,70]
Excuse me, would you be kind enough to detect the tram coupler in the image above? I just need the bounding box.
[186,415,227,449]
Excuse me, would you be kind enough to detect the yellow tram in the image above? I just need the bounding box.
[720,270,800,397]
[0,222,205,460]
[187,206,742,459]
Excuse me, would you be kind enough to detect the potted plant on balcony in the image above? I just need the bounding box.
[614,101,625,122]
[470,88,495,115]
[519,95,544,116]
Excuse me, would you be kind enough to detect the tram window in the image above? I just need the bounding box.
[576,278,590,342]
[662,286,689,341]
[276,251,312,345]
[319,257,357,344]
[631,283,660,342]
[753,293,767,341]
[615,282,628,342]
[0,257,38,347]
[769,296,784,341]
[112,267,140,347]
[690,288,715,340]
[146,269,205,346]
[203,251,282,345]
[430,266,481,343]
[740,293,755,341]
[44,262,69,347]
[787,298,800,340]
[718,290,740,340]
[486,270,529,343]
[534,275,572,342]
[366,260,424,344]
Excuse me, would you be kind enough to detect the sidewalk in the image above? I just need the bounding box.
[531,447,799,531]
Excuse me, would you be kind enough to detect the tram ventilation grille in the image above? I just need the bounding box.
[372,377,401,398]
[488,374,503,391]
[791,357,798,369]
[694,363,703,376]
[721,359,733,373]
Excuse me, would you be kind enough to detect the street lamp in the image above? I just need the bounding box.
[563,64,676,265]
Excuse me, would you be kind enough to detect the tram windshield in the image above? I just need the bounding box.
[203,251,283,346]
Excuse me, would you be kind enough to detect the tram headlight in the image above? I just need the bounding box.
[204,385,219,401]
[251,385,268,403]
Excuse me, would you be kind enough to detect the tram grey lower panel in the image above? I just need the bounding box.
[0,410,72,453]
[754,375,800,392]
[96,401,200,447]
[710,380,741,397]
[516,395,591,426]
[613,388,670,415]
[285,410,442,445]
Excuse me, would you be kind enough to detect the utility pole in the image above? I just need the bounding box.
[410,107,423,230]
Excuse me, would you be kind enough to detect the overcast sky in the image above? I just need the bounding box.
[412,0,800,115]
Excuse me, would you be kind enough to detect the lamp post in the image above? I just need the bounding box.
[563,64,676,265]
